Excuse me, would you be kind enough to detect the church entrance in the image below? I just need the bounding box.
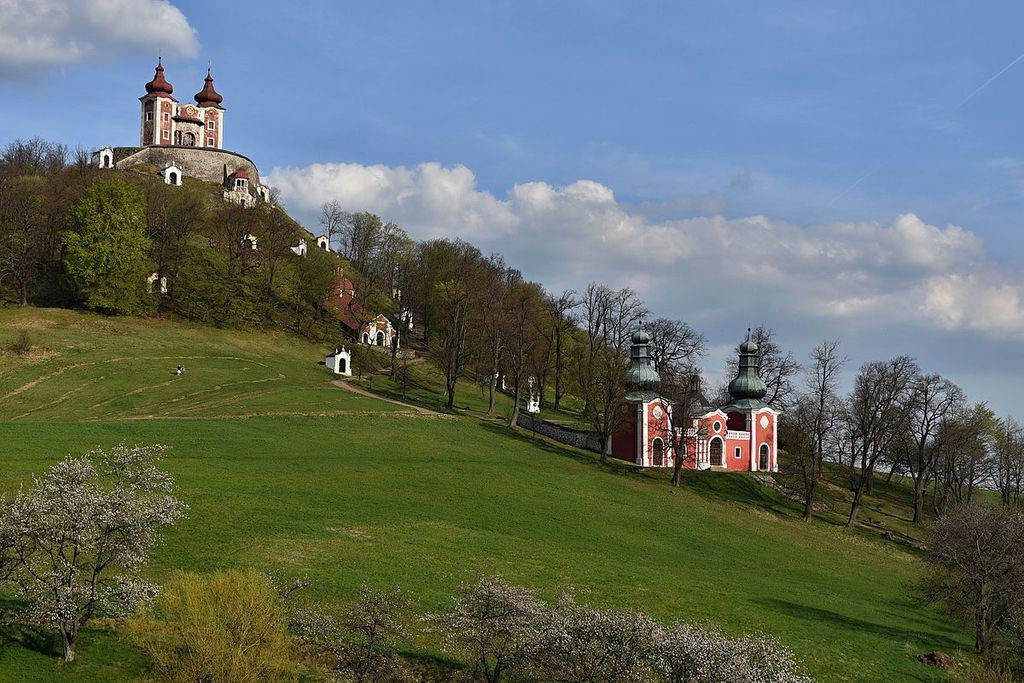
[652,438,664,467]
[376,331,385,346]
[759,444,770,470]
[709,438,723,467]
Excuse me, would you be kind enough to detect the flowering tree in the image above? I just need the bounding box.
[432,576,545,683]
[654,622,811,683]
[0,444,186,662]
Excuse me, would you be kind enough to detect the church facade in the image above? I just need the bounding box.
[611,329,780,472]
[139,59,225,149]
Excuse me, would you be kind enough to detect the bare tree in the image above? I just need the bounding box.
[659,369,708,487]
[647,318,706,378]
[844,356,919,528]
[505,281,543,428]
[922,504,1024,655]
[0,444,186,662]
[903,373,965,523]
[994,417,1024,508]
[431,279,476,411]
[319,199,346,251]
[544,289,579,412]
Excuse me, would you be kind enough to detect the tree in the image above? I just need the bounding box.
[903,373,965,523]
[932,404,997,515]
[647,318,706,377]
[544,290,577,411]
[0,444,186,662]
[145,180,203,301]
[784,340,845,522]
[431,279,475,410]
[433,576,544,683]
[337,587,412,683]
[505,280,543,428]
[994,417,1024,509]
[0,175,46,305]
[844,356,919,528]
[659,368,708,487]
[319,199,346,251]
[922,504,1024,655]
[63,180,152,314]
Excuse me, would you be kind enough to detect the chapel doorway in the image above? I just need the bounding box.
[759,444,770,470]
[710,438,723,467]
[652,438,664,467]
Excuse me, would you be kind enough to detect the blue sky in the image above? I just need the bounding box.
[4,1,1024,413]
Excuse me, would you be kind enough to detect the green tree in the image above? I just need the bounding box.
[63,180,152,314]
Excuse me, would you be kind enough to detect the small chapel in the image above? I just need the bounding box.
[611,329,780,472]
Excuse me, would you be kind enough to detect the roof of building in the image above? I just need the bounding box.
[194,69,225,108]
[623,326,661,394]
[144,59,174,98]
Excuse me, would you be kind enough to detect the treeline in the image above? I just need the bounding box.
[0,138,344,336]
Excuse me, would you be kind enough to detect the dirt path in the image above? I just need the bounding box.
[331,379,449,418]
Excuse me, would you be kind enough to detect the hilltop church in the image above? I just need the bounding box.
[611,329,780,472]
[92,60,270,206]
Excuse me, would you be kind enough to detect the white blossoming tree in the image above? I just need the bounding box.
[0,444,186,662]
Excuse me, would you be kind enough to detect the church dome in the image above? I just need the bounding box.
[145,60,174,97]
[623,326,660,392]
[728,329,767,401]
[194,70,224,107]
[631,328,651,345]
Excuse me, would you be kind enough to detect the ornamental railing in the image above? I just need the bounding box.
[726,430,750,439]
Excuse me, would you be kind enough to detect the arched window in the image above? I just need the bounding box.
[339,358,347,373]
[710,438,724,467]
[652,438,664,467]
[376,331,385,346]
[182,132,196,147]
[759,444,770,470]
[169,172,178,185]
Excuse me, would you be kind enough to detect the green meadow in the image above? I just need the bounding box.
[0,308,970,682]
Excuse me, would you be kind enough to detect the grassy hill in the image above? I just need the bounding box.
[0,308,972,682]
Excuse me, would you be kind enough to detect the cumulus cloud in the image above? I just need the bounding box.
[268,160,1023,340]
[0,0,198,79]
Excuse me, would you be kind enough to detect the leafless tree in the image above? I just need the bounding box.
[994,417,1024,508]
[647,318,707,378]
[319,199,346,251]
[844,355,919,528]
[505,280,543,428]
[431,278,476,411]
[903,373,965,523]
[658,369,708,487]
[544,289,580,411]
[922,504,1024,655]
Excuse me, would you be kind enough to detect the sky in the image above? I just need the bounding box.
[3,0,1024,414]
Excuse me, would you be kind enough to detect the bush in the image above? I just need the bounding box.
[335,586,414,683]
[126,570,300,683]
[8,330,31,355]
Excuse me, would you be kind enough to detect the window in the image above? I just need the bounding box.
[759,444,770,470]
[234,178,246,190]
[208,121,215,130]
[734,447,741,459]
[162,112,170,122]
[207,137,215,146]
[713,421,722,433]
[162,130,170,140]
[145,111,153,121]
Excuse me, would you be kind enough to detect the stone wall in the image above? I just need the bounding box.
[117,146,261,186]
[516,412,603,453]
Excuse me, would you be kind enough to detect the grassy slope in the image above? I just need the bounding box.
[0,308,970,682]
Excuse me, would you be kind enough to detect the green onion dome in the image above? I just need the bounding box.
[728,328,767,401]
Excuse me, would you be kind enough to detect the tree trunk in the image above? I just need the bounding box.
[912,474,926,523]
[846,484,865,529]
[507,375,521,428]
[802,477,816,522]
[19,279,28,306]
[554,335,563,411]
[61,628,76,663]
[600,435,610,463]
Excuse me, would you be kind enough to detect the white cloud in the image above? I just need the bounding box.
[0,0,198,79]
[268,160,1024,340]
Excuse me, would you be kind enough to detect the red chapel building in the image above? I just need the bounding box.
[611,328,780,472]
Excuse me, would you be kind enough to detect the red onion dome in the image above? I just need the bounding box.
[145,59,174,97]
[194,69,224,107]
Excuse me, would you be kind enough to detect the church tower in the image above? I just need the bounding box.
[139,59,176,146]
[193,69,225,149]
[611,327,674,467]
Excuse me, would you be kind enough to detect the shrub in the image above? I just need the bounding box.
[336,586,414,683]
[8,330,32,355]
[126,570,300,683]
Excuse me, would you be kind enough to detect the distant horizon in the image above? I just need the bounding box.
[4,1,1024,417]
